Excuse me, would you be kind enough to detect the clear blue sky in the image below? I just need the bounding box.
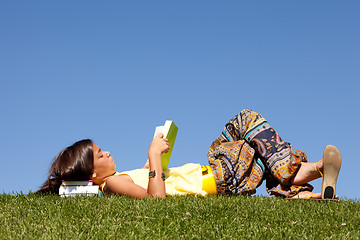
[1,1,359,199]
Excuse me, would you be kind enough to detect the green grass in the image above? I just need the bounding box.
[1,194,359,239]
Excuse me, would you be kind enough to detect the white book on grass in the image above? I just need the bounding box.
[59,180,99,197]
[61,180,93,186]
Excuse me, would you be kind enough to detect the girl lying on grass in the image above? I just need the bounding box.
[37,110,342,200]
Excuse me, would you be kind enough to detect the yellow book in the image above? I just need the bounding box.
[153,120,178,170]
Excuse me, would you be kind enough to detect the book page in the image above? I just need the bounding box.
[153,126,164,139]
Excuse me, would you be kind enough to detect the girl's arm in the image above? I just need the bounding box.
[103,175,148,198]
[146,133,169,198]
[103,134,169,198]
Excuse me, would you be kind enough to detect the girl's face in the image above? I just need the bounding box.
[92,143,116,180]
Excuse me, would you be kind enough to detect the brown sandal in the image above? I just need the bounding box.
[321,145,342,199]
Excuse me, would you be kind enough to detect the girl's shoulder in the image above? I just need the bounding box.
[99,174,132,193]
[102,172,147,197]
[107,173,134,184]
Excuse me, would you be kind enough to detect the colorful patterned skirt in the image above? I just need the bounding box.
[207,109,313,197]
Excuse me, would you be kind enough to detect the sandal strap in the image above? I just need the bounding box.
[306,193,318,199]
[316,162,324,178]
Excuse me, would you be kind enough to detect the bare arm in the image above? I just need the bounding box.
[146,133,169,198]
[103,175,148,198]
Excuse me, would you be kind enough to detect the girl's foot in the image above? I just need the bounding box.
[290,191,339,200]
[291,160,323,186]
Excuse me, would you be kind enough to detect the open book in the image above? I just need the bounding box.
[153,120,178,170]
[59,180,100,197]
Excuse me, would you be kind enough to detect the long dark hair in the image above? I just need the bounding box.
[37,139,94,194]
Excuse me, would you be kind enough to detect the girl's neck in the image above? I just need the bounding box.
[92,172,116,185]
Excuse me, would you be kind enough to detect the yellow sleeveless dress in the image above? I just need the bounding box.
[116,163,209,196]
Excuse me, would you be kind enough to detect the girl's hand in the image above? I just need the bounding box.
[149,133,170,156]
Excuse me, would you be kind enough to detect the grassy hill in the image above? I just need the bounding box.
[1,194,359,239]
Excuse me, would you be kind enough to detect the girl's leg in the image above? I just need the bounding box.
[291,161,323,185]
[220,109,314,197]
